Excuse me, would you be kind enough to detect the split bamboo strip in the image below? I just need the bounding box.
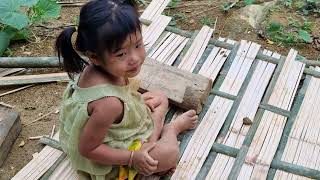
[140,0,171,21]
[178,26,213,71]
[142,15,172,51]
[12,134,63,180]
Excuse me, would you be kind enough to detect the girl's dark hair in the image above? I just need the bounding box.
[55,0,141,78]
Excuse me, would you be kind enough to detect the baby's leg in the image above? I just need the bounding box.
[147,110,198,173]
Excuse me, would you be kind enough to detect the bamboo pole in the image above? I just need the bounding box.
[39,136,62,151]
[270,160,320,180]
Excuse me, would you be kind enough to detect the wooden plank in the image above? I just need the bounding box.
[239,49,305,179]
[0,85,34,97]
[0,73,69,86]
[138,59,212,113]
[0,107,21,167]
[0,68,24,77]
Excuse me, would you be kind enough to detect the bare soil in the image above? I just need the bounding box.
[0,1,319,179]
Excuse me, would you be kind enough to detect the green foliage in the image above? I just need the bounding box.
[244,0,255,5]
[266,17,313,45]
[199,17,215,26]
[168,0,181,8]
[0,0,61,56]
[31,0,61,23]
[282,0,320,15]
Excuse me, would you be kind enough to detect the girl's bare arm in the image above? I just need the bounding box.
[78,97,158,176]
[78,97,131,165]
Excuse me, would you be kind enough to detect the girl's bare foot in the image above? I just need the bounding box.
[169,110,198,135]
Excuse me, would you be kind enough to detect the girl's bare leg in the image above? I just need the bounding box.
[147,110,198,173]
[142,91,169,142]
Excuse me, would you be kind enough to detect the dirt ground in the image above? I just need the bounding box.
[0,1,319,179]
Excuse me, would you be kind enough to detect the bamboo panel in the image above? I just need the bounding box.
[171,40,260,179]
[12,134,63,180]
[239,49,305,180]
[205,50,278,179]
[148,33,189,66]
[274,67,320,179]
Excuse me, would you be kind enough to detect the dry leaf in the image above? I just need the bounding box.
[266,39,274,45]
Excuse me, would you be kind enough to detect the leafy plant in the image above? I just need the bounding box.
[0,0,61,56]
[168,0,181,8]
[200,17,215,26]
[266,17,313,45]
[282,0,320,15]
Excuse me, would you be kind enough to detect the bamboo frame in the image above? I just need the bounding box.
[227,55,287,179]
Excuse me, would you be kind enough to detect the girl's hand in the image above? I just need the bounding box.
[132,143,158,176]
[143,93,162,112]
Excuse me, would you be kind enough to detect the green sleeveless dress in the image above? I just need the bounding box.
[59,76,154,180]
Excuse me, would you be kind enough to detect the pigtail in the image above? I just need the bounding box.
[55,27,87,79]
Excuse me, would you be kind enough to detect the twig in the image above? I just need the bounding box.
[0,102,14,108]
[25,109,56,126]
[57,1,86,6]
[35,24,76,29]
[0,85,34,97]
[50,125,56,138]
[29,135,46,140]
[213,17,218,31]
[218,16,229,37]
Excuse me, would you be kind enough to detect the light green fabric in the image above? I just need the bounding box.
[59,76,154,179]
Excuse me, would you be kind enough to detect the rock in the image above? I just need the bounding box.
[18,140,25,147]
[239,1,277,29]
[243,117,253,125]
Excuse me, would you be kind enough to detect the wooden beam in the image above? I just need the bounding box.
[0,106,21,166]
[138,58,212,113]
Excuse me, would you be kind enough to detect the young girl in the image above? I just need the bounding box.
[56,0,198,179]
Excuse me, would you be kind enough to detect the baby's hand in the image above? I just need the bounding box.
[132,143,158,176]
